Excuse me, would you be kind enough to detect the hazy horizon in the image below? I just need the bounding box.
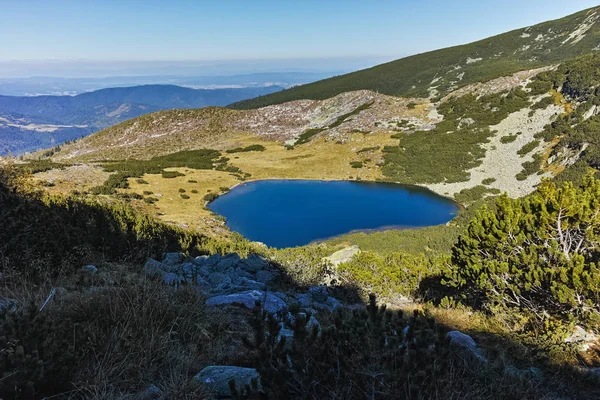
[2,1,598,78]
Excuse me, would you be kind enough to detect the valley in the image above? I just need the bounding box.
[4,4,600,399]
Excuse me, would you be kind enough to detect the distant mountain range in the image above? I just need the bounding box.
[0,72,341,96]
[231,6,600,109]
[0,84,283,155]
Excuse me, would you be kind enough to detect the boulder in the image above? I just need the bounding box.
[256,270,276,285]
[193,366,262,397]
[446,330,487,363]
[564,325,598,351]
[163,272,184,287]
[216,253,242,270]
[144,258,167,278]
[234,268,254,279]
[323,245,360,266]
[194,255,209,266]
[162,252,184,266]
[239,254,269,273]
[239,278,266,291]
[206,290,287,314]
[309,286,329,303]
[204,254,223,270]
[81,264,98,275]
[195,276,210,288]
[208,272,233,286]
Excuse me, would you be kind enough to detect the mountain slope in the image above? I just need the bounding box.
[231,6,600,109]
[0,85,283,155]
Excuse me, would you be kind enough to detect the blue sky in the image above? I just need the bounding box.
[1,1,599,70]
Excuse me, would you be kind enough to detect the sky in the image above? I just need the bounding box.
[1,0,599,76]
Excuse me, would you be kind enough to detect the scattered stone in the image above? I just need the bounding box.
[323,245,360,266]
[81,264,98,275]
[193,366,262,397]
[206,290,287,314]
[446,330,487,363]
[564,325,598,351]
[239,254,269,273]
[162,252,184,266]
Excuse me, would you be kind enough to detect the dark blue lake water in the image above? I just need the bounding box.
[208,180,458,248]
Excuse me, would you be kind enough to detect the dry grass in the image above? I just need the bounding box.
[110,131,398,230]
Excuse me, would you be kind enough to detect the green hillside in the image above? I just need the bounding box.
[231,6,600,109]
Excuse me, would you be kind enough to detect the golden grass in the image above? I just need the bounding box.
[116,131,398,230]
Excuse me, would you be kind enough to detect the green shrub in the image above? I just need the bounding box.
[180,194,190,199]
[204,193,219,202]
[482,177,496,185]
[500,134,517,144]
[225,144,266,153]
[445,176,600,326]
[162,170,185,179]
[178,188,186,193]
[191,189,199,194]
[0,164,203,281]
[143,190,153,195]
[136,178,149,184]
[356,146,380,154]
[349,161,364,168]
[517,140,540,157]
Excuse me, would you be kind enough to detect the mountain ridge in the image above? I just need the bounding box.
[0,84,283,155]
[231,6,600,109]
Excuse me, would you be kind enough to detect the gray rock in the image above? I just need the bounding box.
[446,330,487,363]
[216,253,242,270]
[309,286,329,303]
[193,366,262,397]
[296,293,312,309]
[162,252,184,266]
[204,254,223,270]
[206,290,288,314]
[144,258,167,278]
[235,268,254,279]
[135,384,161,400]
[0,298,18,314]
[163,272,184,287]
[256,270,276,285]
[208,272,233,286]
[239,278,266,291]
[564,325,598,352]
[239,254,269,273]
[195,276,210,288]
[81,264,98,275]
[194,255,209,266]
